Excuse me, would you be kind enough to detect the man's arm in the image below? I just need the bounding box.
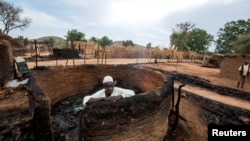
[239,65,242,75]
[115,87,135,98]
[83,90,105,107]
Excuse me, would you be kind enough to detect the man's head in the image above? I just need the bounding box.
[244,60,249,65]
[103,75,115,96]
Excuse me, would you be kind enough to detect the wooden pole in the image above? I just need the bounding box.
[34,40,38,68]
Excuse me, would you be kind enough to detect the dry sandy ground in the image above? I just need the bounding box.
[1,58,250,141]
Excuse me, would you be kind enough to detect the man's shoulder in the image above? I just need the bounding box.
[113,87,122,90]
[114,87,130,91]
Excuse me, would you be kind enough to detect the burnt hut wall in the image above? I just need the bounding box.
[27,76,54,141]
[0,40,15,86]
[220,54,250,80]
[35,65,165,105]
[29,64,168,141]
[53,48,79,59]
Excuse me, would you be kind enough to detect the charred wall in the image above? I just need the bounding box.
[28,65,172,141]
[0,40,15,86]
[27,77,54,141]
[82,84,172,141]
[52,48,79,59]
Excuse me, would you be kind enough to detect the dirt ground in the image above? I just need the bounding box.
[1,58,250,141]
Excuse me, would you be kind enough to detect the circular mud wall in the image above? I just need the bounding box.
[31,64,172,141]
[35,64,165,105]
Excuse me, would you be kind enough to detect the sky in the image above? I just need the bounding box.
[3,0,250,51]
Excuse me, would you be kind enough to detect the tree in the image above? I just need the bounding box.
[65,29,85,47]
[89,36,101,60]
[146,42,152,48]
[99,36,113,48]
[89,36,99,43]
[187,28,214,54]
[170,21,195,51]
[99,36,113,64]
[89,36,112,64]
[122,40,134,47]
[176,22,195,32]
[230,32,250,54]
[170,31,188,51]
[0,0,31,34]
[215,19,250,53]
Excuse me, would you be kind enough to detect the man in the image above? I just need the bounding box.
[154,55,158,65]
[83,75,135,107]
[237,60,250,88]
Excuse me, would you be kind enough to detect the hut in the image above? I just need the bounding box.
[202,54,224,68]
[27,65,172,141]
[73,41,98,58]
[0,40,15,86]
[0,33,26,56]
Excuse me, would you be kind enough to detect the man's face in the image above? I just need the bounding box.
[104,82,114,96]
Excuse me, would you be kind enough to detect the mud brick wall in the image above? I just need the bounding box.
[0,40,15,86]
[220,54,250,80]
[53,48,79,59]
[27,76,54,141]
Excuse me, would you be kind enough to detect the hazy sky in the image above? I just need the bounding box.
[3,0,250,51]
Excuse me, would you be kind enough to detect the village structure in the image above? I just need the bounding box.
[1,33,249,86]
[1,33,250,141]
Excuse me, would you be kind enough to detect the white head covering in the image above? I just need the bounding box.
[103,75,114,84]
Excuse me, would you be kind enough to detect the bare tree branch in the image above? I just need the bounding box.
[0,0,32,34]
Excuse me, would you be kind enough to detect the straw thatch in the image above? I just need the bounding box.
[0,40,15,86]
[73,41,99,58]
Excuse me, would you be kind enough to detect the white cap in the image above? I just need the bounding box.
[103,75,114,84]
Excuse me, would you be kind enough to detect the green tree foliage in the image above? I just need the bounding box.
[0,0,31,34]
[215,19,250,54]
[170,31,189,51]
[65,29,85,47]
[146,42,152,48]
[91,36,112,64]
[89,36,113,48]
[99,36,113,48]
[170,22,195,51]
[176,22,195,32]
[187,28,214,54]
[230,32,250,54]
[122,40,134,47]
[89,36,99,43]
